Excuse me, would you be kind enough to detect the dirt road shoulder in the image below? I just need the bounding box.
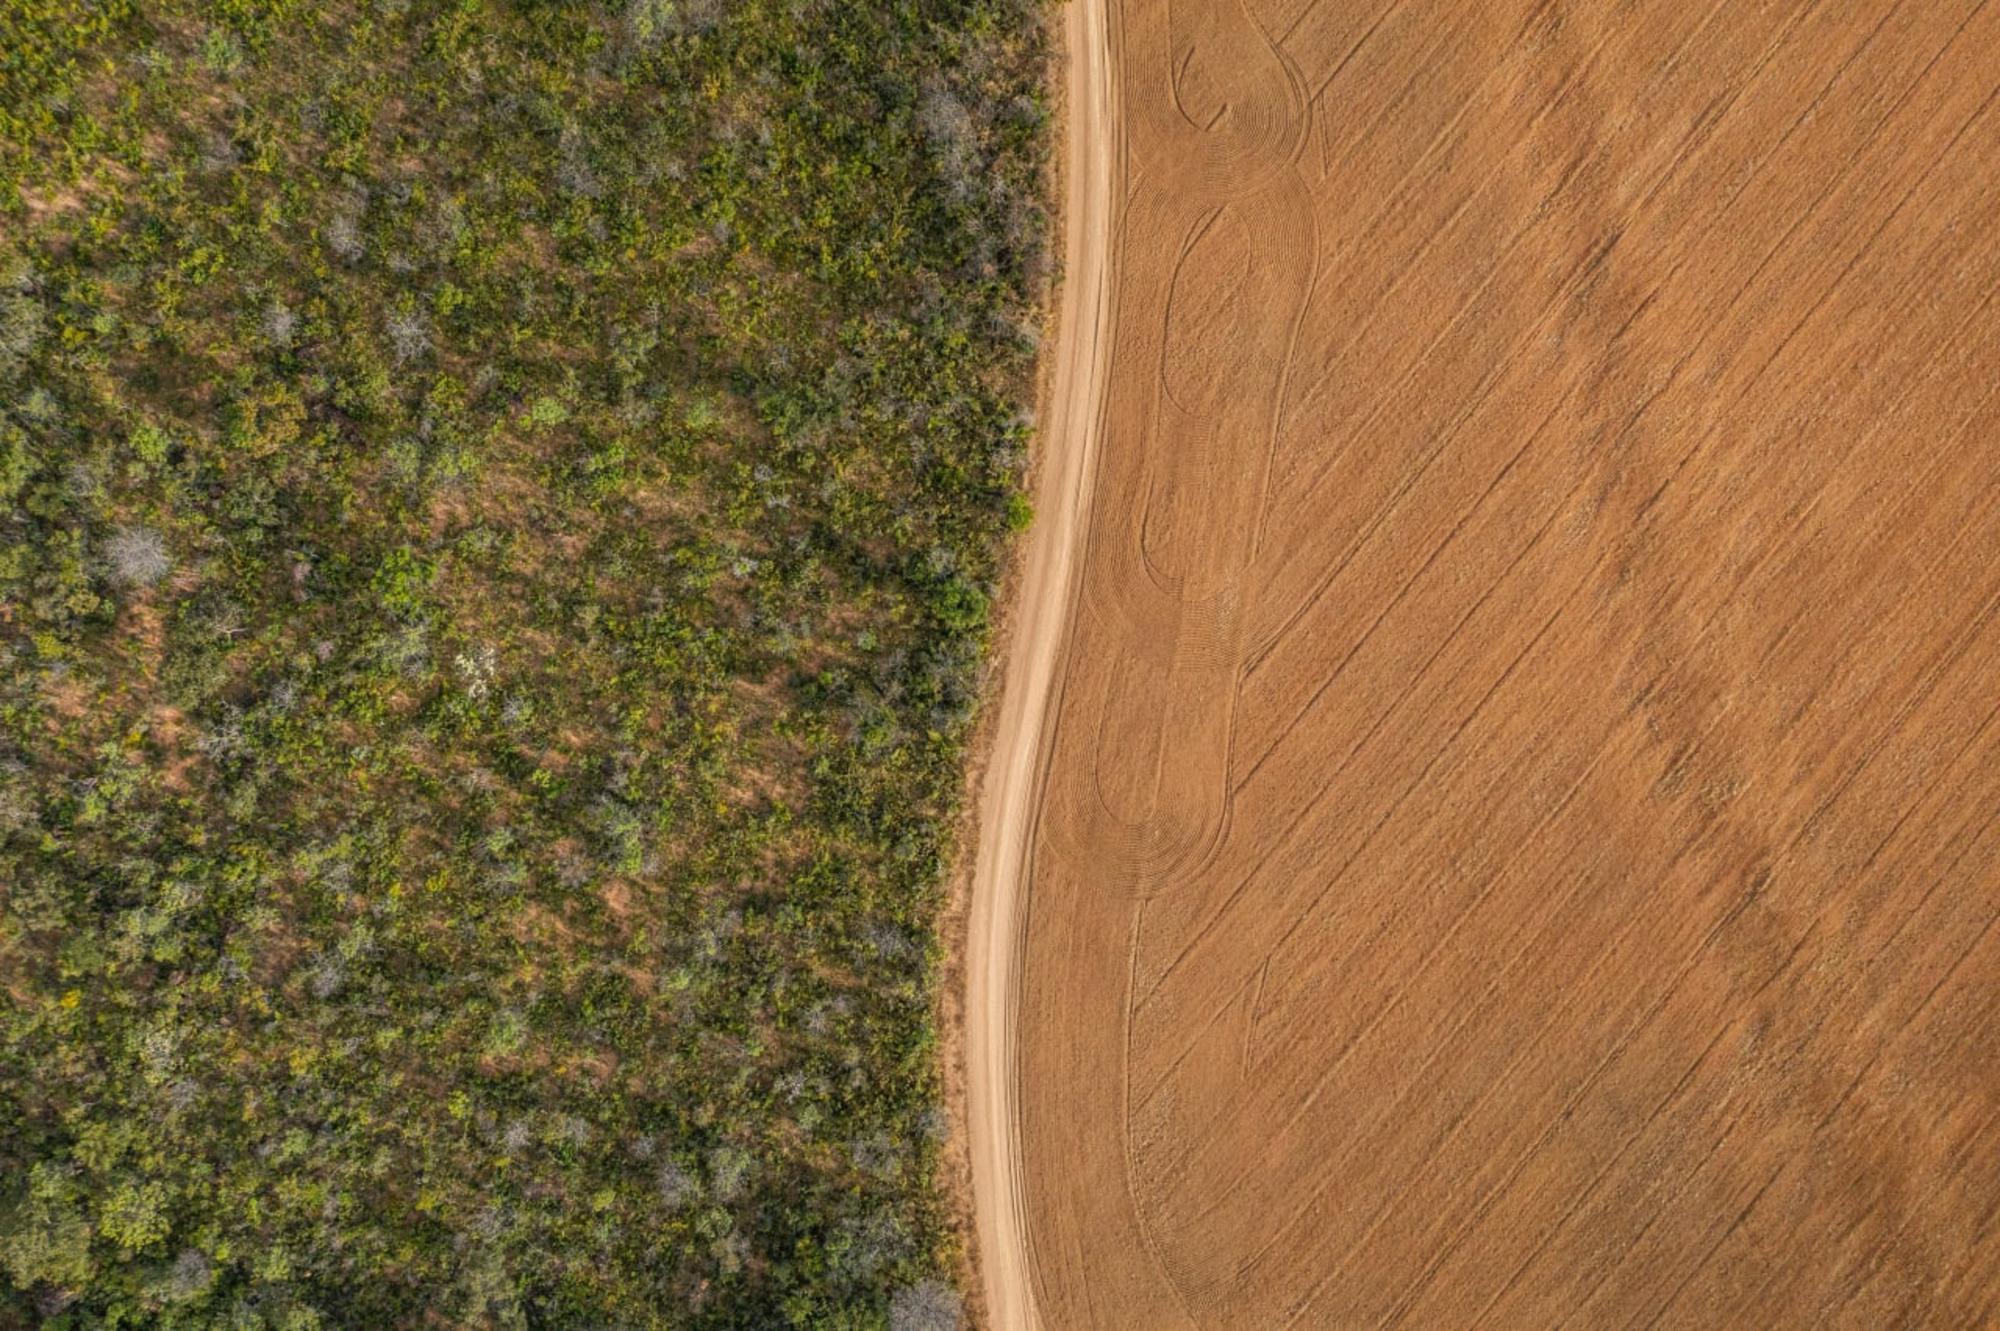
[964,0,1116,1326]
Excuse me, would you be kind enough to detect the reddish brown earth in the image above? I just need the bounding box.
[986,0,2000,1325]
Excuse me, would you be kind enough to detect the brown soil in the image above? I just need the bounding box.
[965,0,1117,1324]
[997,0,2000,1325]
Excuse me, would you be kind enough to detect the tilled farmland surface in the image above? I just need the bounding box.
[1009,0,2000,1324]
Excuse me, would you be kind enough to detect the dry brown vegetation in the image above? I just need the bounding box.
[1009,0,2000,1324]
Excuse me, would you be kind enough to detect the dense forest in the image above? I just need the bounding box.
[0,0,1047,1325]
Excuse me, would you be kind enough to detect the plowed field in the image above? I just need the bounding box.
[996,0,2000,1324]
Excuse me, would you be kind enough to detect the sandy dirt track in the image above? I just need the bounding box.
[995,0,2000,1325]
[964,0,1115,1327]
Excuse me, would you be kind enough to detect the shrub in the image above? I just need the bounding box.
[0,285,42,373]
[104,525,171,588]
[385,308,430,365]
[890,1279,964,1331]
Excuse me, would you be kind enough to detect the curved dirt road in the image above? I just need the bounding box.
[964,0,1115,1327]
